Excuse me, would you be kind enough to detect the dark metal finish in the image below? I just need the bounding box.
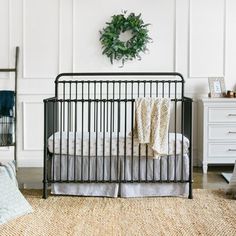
[43,72,192,199]
[43,101,48,199]
[183,97,193,199]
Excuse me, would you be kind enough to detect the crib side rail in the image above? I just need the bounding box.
[54,73,185,103]
[43,97,188,176]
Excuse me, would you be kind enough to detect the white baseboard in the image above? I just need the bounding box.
[18,158,43,168]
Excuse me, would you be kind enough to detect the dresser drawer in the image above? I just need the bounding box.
[209,143,236,157]
[209,108,236,123]
[208,125,236,140]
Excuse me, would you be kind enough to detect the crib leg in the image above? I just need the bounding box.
[43,160,48,199]
[188,181,193,199]
[43,181,48,199]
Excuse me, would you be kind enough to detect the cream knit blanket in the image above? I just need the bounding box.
[132,98,171,158]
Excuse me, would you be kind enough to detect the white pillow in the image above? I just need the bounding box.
[0,165,33,225]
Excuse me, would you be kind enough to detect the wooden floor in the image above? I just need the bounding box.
[17,166,234,190]
[193,166,233,189]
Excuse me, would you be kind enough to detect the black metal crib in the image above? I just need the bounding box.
[43,72,193,199]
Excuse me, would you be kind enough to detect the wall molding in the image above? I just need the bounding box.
[22,0,60,79]
[22,101,43,151]
[188,0,226,78]
[7,0,11,79]
[72,0,76,72]
[0,0,10,79]
[1,0,232,167]
[173,0,177,72]
[72,0,177,72]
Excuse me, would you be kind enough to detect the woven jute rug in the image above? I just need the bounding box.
[1,189,236,236]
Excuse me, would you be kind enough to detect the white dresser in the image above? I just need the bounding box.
[199,98,236,173]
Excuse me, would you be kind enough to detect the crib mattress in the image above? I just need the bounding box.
[48,132,189,157]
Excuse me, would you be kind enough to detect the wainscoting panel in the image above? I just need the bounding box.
[189,0,225,78]
[73,0,176,72]
[0,0,10,79]
[0,0,236,167]
[225,0,236,90]
[22,0,59,79]
[23,102,44,151]
[59,0,73,73]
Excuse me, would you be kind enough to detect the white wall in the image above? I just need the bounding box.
[0,0,235,167]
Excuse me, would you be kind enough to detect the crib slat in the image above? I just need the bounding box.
[145,145,148,182]
[74,100,77,181]
[106,82,109,132]
[174,82,177,182]
[110,101,112,181]
[59,101,63,182]
[144,82,146,97]
[103,101,106,182]
[131,100,134,182]
[156,82,159,97]
[100,82,102,132]
[95,101,98,182]
[112,82,115,132]
[162,82,164,98]
[52,101,55,182]
[139,144,141,182]
[167,82,170,182]
[150,82,152,97]
[63,83,65,131]
[153,158,155,182]
[124,101,127,182]
[81,83,84,181]
[117,101,120,181]
[67,101,70,182]
[160,157,162,183]
[181,82,185,183]
[88,101,91,181]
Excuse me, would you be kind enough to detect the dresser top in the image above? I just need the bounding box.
[201,97,236,103]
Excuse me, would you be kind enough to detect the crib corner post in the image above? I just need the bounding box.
[43,181,48,199]
[43,99,48,199]
[188,181,193,199]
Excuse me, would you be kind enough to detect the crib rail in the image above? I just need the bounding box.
[43,72,192,199]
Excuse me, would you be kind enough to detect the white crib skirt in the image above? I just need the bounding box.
[50,154,189,197]
[51,183,119,197]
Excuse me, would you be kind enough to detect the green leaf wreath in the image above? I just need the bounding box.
[99,12,152,66]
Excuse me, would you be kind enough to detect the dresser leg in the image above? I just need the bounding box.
[203,164,208,174]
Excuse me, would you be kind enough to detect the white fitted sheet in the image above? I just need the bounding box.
[48,132,189,158]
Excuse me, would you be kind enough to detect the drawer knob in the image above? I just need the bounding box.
[228,131,236,134]
[228,149,236,151]
[228,114,236,116]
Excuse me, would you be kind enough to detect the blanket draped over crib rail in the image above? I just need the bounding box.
[132,98,170,158]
